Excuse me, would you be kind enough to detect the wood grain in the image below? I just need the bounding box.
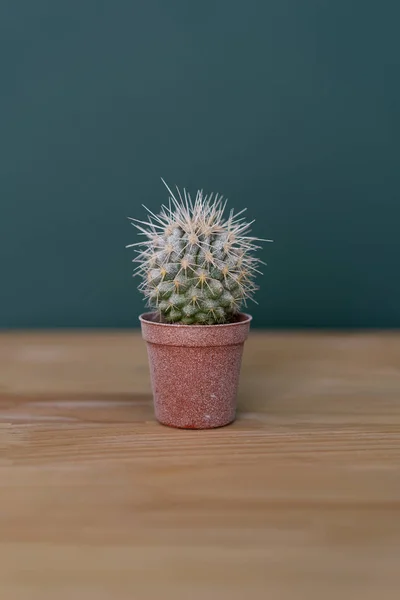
[1,331,400,600]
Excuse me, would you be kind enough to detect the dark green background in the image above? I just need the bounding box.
[1,1,399,328]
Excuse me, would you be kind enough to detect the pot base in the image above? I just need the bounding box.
[156,414,236,430]
[157,418,235,431]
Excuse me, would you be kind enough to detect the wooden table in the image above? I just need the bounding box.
[1,331,400,599]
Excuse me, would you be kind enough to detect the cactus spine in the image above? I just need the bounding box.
[128,180,268,325]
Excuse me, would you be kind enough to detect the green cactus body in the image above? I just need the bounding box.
[127,181,269,325]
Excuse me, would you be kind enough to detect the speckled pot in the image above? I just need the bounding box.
[139,312,252,429]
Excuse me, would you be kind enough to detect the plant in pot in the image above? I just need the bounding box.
[127,180,269,429]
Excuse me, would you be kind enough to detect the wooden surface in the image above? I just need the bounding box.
[1,331,400,600]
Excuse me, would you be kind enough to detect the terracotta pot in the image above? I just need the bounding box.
[139,312,252,429]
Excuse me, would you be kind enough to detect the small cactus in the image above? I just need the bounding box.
[127,180,270,325]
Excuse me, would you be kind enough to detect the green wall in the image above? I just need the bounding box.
[1,1,399,328]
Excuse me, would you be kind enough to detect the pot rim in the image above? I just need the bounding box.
[139,312,252,329]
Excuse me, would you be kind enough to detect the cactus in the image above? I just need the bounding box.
[127,180,270,325]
